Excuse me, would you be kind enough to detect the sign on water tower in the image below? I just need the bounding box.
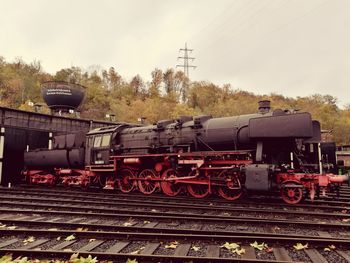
[41,81,86,115]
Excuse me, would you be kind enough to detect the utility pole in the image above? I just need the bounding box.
[176,43,196,78]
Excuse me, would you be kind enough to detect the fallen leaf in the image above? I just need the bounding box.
[220,242,240,251]
[342,218,350,222]
[250,241,268,251]
[68,252,78,258]
[266,247,274,253]
[151,209,157,212]
[123,222,133,227]
[125,259,138,263]
[65,234,76,241]
[23,236,35,244]
[7,226,17,230]
[165,241,179,249]
[143,221,151,224]
[56,236,61,241]
[324,248,331,252]
[0,223,7,228]
[235,248,246,255]
[48,228,58,231]
[191,245,201,251]
[329,245,336,250]
[293,243,308,250]
[89,239,96,243]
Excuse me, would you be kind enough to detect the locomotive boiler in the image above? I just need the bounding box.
[23,101,349,204]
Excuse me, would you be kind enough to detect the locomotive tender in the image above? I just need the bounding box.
[24,101,349,204]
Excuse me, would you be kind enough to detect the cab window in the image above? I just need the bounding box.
[101,134,111,147]
[94,135,102,147]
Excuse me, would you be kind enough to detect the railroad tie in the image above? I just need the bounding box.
[51,240,77,250]
[78,240,105,252]
[273,247,292,262]
[304,249,328,263]
[105,241,130,254]
[66,218,85,223]
[205,245,220,258]
[241,246,256,260]
[140,243,160,255]
[337,250,350,262]
[317,231,332,238]
[0,238,19,249]
[174,244,191,256]
[20,238,50,249]
[142,222,158,228]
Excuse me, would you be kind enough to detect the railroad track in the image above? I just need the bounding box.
[9,184,350,205]
[1,186,350,262]
[1,227,350,262]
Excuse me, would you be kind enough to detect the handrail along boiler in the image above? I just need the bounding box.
[23,101,349,204]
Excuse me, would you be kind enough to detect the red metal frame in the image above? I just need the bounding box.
[24,149,348,204]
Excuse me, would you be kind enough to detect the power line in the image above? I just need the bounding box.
[176,43,196,78]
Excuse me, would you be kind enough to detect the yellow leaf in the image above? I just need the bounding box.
[293,243,308,250]
[221,242,240,251]
[23,236,35,243]
[250,241,268,251]
[324,248,331,252]
[123,222,133,227]
[235,248,246,255]
[165,241,179,249]
[191,245,200,251]
[69,252,79,260]
[125,259,138,263]
[143,221,151,224]
[65,234,76,241]
[0,223,7,228]
[329,244,336,250]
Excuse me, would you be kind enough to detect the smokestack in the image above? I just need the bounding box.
[258,100,271,114]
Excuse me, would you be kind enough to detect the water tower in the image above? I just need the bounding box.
[41,81,86,116]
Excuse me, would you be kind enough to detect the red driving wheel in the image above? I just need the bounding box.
[118,169,135,193]
[137,169,159,195]
[217,170,243,201]
[160,169,182,196]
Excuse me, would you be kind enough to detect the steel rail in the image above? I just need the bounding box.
[0,198,348,221]
[0,207,349,229]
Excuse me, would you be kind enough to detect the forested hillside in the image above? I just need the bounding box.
[1,56,349,144]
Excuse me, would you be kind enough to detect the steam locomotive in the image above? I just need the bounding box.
[23,101,349,204]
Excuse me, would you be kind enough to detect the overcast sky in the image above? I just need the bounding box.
[0,0,349,106]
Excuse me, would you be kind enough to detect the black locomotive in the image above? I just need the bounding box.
[24,101,348,204]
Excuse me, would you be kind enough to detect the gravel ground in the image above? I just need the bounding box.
[256,249,275,260]
[119,241,147,254]
[153,241,176,255]
[319,249,349,263]
[64,238,90,251]
[286,247,311,262]
[220,247,241,259]
[91,240,116,252]
[36,239,61,250]
[187,241,211,257]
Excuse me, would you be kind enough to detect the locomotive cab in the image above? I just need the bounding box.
[85,124,132,167]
